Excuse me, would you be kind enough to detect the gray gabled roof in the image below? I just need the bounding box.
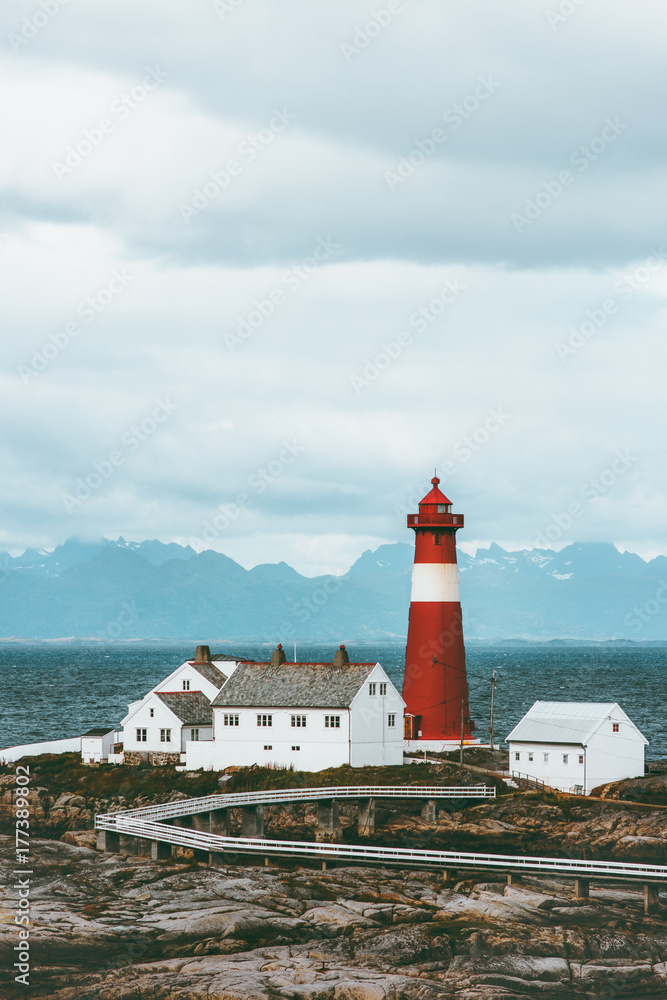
[191,661,228,689]
[155,691,213,725]
[506,701,647,746]
[211,661,378,709]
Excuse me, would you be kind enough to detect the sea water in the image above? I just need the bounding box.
[1,642,665,759]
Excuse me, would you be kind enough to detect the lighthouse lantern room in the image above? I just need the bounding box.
[402,476,477,748]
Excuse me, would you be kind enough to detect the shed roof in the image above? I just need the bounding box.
[82,727,115,737]
[155,691,213,725]
[211,660,378,709]
[506,701,647,746]
[190,661,228,689]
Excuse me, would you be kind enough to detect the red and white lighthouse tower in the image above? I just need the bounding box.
[403,476,474,743]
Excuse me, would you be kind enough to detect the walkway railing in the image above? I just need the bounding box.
[95,813,667,883]
[98,784,496,822]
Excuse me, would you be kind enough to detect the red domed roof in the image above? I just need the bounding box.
[419,476,452,507]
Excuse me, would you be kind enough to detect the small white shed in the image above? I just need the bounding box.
[506,701,647,795]
[81,727,116,764]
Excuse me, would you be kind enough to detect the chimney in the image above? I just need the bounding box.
[270,643,287,666]
[193,645,211,663]
[333,644,350,667]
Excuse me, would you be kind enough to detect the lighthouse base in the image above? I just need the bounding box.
[404,738,482,753]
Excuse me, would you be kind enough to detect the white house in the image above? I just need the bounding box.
[186,644,406,772]
[506,701,647,795]
[120,645,246,756]
[123,690,215,756]
[80,727,116,764]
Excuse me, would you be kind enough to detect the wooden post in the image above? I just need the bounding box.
[489,670,496,751]
[645,883,660,915]
[358,798,376,836]
[507,872,522,886]
[574,878,589,900]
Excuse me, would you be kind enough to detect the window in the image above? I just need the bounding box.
[183,679,190,691]
[613,723,619,733]
[149,708,154,718]
[514,751,520,761]
[136,728,147,742]
[387,713,396,727]
[223,714,239,727]
[160,729,171,743]
[263,745,272,750]
[528,752,534,762]
[562,754,569,765]
[543,753,549,763]
[379,682,387,696]
[578,754,584,764]
[191,729,199,741]
[325,715,341,728]
[257,714,272,727]
[434,534,440,544]
[291,745,300,751]
[369,683,376,695]
[291,715,306,728]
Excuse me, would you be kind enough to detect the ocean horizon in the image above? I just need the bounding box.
[2,641,666,760]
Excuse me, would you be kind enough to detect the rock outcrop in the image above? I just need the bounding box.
[2,836,667,999]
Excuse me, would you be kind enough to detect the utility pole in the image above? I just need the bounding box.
[459,699,465,768]
[489,670,497,752]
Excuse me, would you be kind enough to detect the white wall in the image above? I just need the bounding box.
[207,706,352,771]
[349,664,404,767]
[585,711,645,793]
[81,731,115,763]
[180,725,212,751]
[0,737,81,763]
[123,695,182,753]
[509,741,586,793]
[154,662,222,701]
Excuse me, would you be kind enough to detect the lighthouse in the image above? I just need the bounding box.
[403,476,474,744]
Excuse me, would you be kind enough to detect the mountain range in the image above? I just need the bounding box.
[1,537,666,642]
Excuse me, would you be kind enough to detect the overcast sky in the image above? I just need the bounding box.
[1,0,665,575]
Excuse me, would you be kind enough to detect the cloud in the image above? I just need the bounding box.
[0,0,665,573]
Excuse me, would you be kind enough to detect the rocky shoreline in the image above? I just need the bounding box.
[3,757,667,997]
[3,835,667,999]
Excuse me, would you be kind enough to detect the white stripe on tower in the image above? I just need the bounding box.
[410,563,460,603]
